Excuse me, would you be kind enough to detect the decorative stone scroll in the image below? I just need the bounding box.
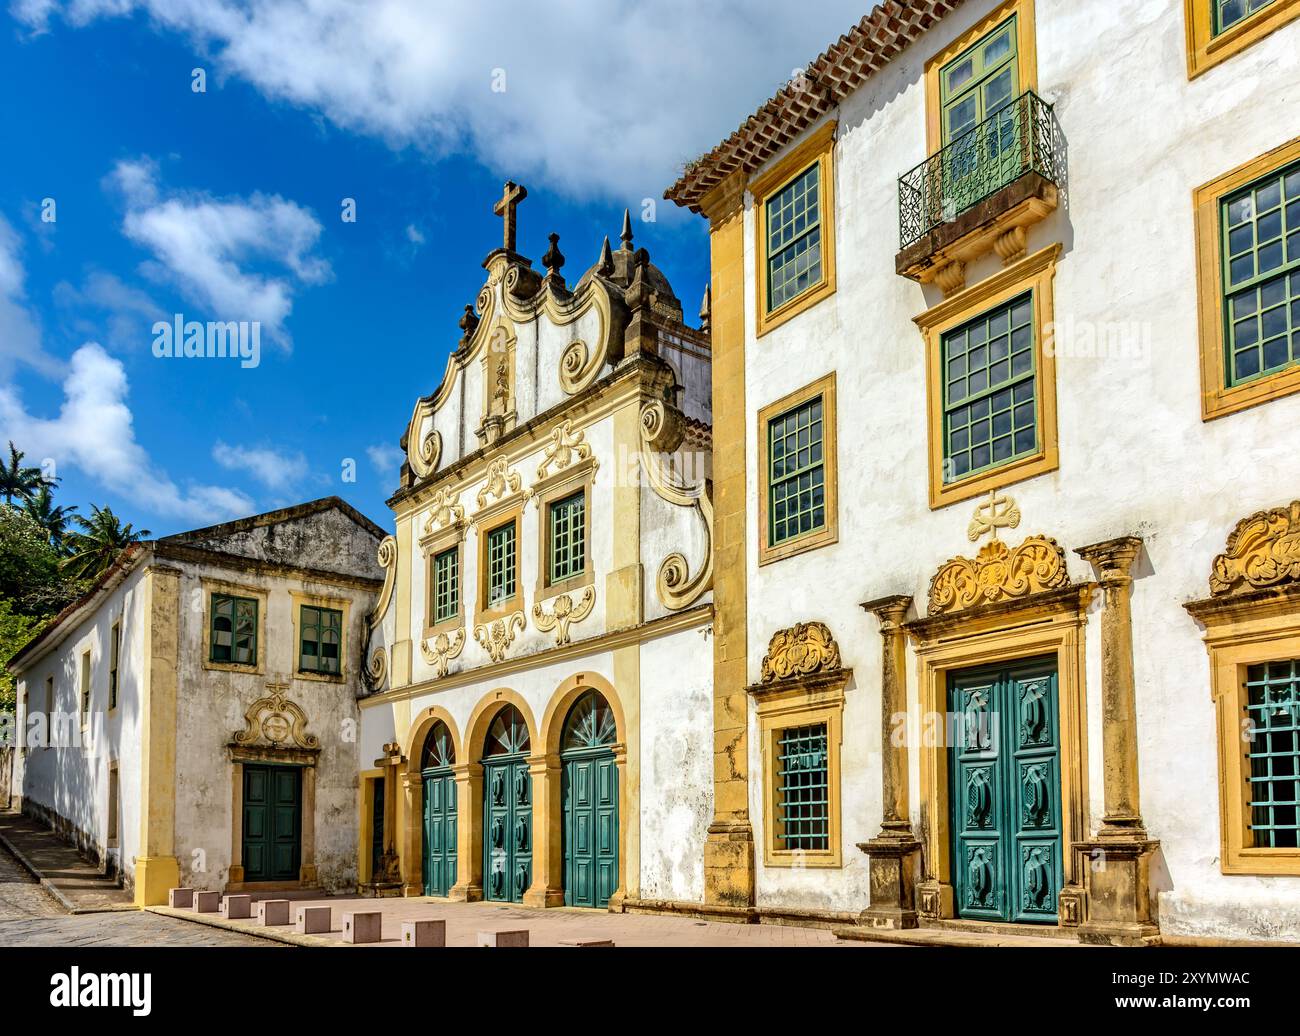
[473,611,526,663]
[536,420,593,481]
[476,456,524,509]
[532,587,596,646]
[1209,501,1300,597]
[928,535,1069,615]
[424,487,464,535]
[234,683,319,750]
[420,629,465,678]
[405,397,442,480]
[759,622,842,684]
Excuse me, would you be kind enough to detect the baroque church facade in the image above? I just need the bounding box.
[664,0,1300,943]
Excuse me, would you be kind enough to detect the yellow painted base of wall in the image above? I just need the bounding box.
[133,856,180,907]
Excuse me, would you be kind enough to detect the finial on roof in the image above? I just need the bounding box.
[458,303,480,347]
[542,232,565,277]
[620,208,634,252]
[699,284,711,334]
[596,235,614,277]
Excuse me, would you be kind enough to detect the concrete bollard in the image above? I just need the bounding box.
[296,906,332,935]
[256,899,291,926]
[401,919,446,947]
[342,910,383,944]
[193,891,221,913]
[477,929,529,947]
[220,894,252,919]
[168,888,195,909]
[557,938,615,947]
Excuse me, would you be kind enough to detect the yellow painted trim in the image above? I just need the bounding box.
[1194,134,1300,420]
[475,505,525,624]
[605,402,643,629]
[752,121,837,337]
[288,590,352,683]
[756,372,839,566]
[533,459,596,603]
[200,576,268,676]
[916,243,1061,510]
[1184,0,1300,78]
[925,0,1037,154]
[422,525,467,638]
[358,768,384,886]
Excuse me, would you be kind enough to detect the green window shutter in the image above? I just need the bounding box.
[1215,0,1277,34]
[299,605,343,674]
[211,593,258,665]
[432,547,459,624]
[1220,160,1300,387]
[767,395,826,547]
[109,622,120,710]
[939,16,1019,146]
[776,723,830,851]
[765,163,823,312]
[1245,659,1300,849]
[487,522,517,607]
[548,491,586,584]
[941,291,1037,483]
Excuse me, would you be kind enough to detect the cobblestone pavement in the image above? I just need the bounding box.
[0,841,275,947]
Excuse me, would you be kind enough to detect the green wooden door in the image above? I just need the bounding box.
[481,706,531,903]
[421,718,458,897]
[561,690,619,908]
[242,764,302,883]
[948,657,1062,924]
[370,777,385,879]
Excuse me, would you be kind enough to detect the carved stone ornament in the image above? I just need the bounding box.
[1210,501,1300,597]
[364,646,387,691]
[476,456,524,509]
[406,396,442,480]
[473,611,526,663]
[532,587,596,646]
[759,621,842,683]
[234,683,319,750]
[928,535,1069,615]
[424,487,464,535]
[967,489,1021,543]
[420,628,465,678]
[536,420,593,481]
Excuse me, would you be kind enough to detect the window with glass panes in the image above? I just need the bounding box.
[940,17,1018,146]
[1221,160,1300,386]
[210,594,257,665]
[776,723,829,851]
[766,163,823,312]
[299,605,342,675]
[548,491,586,583]
[942,292,1037,483]
[432,547,458,624]
[486,521,517,606]
[109,622,120,710]
[767,396,826,546]
[1246,659,1300,849]
[1216,0,1277,34]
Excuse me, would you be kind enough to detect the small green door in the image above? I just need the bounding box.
[481,706,531,903]
[421,720,458,897]
[561,691,619,908]
[949,656,1062,924]
[242,764,302,883]
[370,778,385,879]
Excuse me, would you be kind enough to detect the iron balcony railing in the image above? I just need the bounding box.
[898,90,1063,251]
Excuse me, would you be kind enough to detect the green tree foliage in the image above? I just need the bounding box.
[61,504,151,582]
[0,599,44,714]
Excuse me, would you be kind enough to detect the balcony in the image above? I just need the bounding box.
[896,91,1064,295]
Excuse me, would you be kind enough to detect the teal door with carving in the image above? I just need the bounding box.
[481,706,532,903]
[562,691,619,908]
[421,721,458,897]
[948,656,1062,923]
[242,764,302,883]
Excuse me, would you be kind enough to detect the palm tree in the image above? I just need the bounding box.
[0,441,54,505]
[60,504,151,581]
[23,485,77,552]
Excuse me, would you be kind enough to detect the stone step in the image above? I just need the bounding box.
[835,923,1086,948]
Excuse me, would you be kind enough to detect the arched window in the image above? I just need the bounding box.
[562,690,617,752]
[421,720,455,771]
[483,704,530,757]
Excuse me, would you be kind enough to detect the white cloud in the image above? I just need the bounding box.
[14,0,869,202]
[212,440,306,490]
[405,224,425,246]
[106,158,330,347]
[366,442,403,485]
[53,270,166,352]
[0,341,254,523]
[0,215,59,378]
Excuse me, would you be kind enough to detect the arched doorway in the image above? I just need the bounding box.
[481,705,532,903]
[561,690,619,908]
[421,721,457,897]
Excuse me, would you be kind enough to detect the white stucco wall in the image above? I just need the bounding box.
[736,0,1300,936]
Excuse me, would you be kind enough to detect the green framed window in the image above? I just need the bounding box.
[776,723,829,851]
[942,292,1037,483]
[1221,160,1300,386]
[1246,659,1300,849]
[210,593,257,665]
[486,521,517,607]
[432,547,459,625]
[548,491,586,584]
[1216,0,1277,34]
[767,395,825,546]
[108,621,120,710]
[299,605,343,675]
[939,16,1019,145]
[765,163,822,312]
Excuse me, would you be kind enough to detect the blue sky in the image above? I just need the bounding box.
[0,0,867,536]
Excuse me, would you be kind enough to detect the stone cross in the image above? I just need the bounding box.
[493,180,528,252]
[967,489,1021,542]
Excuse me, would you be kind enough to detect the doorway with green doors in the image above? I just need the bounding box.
[421,720,458,897]
[561,690,619,908]
[241,763,302,883]
[481,705,532,903]
[947,655,1063,923]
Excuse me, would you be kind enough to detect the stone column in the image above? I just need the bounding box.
[447,763,483,902]
[522,752,565,908]
[1073,536,1159,945]
[400,769,422,896]
[856,595,922,930]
